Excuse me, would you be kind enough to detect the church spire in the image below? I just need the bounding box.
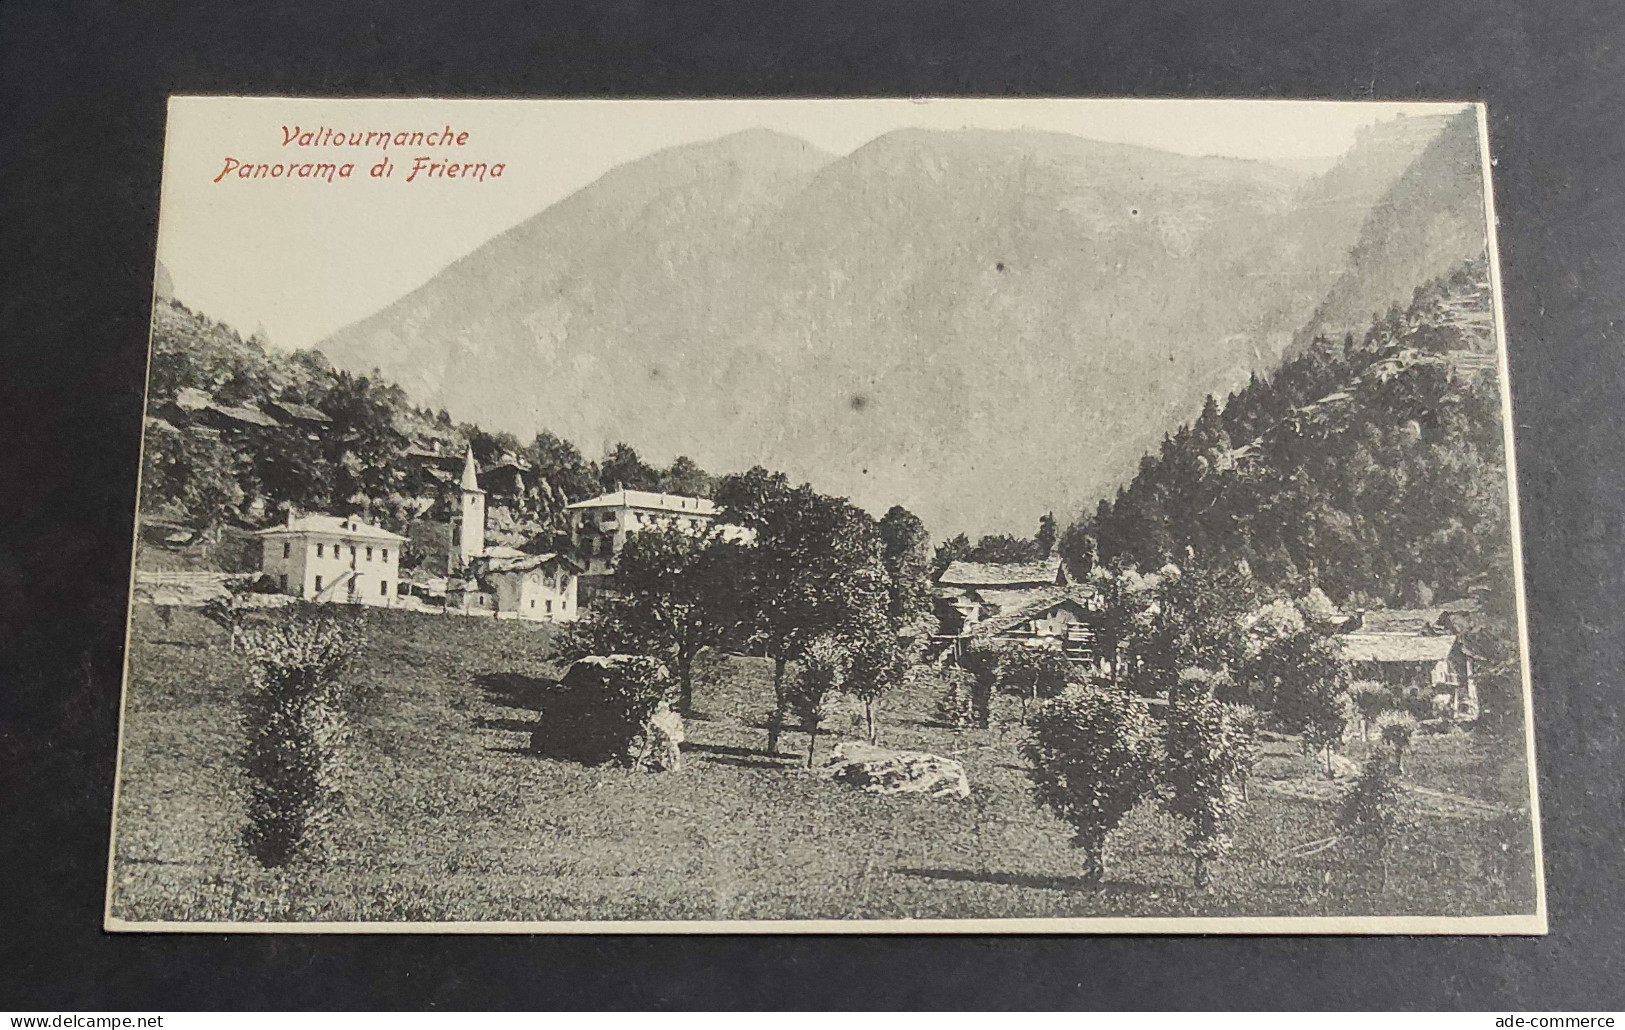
[461,446,483,493]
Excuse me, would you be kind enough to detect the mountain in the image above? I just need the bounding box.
[1292,109,1488,351]
[317,118,1471,537]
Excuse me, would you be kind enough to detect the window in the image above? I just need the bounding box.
[317,543,324,558]
[380,580,388,597]
[529,600,535,609]
[282,542,290,559]
[350,545,357,559]
[366,546,373,561]
[381,548,388,562]
[546,600,553,613]
[315,575,323,591]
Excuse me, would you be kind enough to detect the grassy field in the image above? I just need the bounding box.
[108,605,1539,924]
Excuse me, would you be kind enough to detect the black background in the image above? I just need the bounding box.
[3,0,1623,1009]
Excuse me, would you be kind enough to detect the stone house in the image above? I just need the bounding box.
[1338,620,1478,718]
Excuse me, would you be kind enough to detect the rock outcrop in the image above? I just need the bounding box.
[820,742,970,799]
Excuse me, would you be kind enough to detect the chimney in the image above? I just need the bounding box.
[286,506,295,528]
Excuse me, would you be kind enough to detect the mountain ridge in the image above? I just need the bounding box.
[316,118,1478,536]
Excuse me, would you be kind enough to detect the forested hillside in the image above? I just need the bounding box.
[138,299,714,553]
[1064,255,1509,610]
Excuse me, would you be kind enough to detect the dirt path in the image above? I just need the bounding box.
[1255,775,1519,821]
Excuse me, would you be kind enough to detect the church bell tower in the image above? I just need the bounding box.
[451,446,486,575]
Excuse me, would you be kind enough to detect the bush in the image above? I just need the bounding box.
[954,643,1002,728]
[1349,680,1395,741]
[239,609,362,867]
[1024,686,1160,884]
[531,655,676,767]
[1374,710,1419,773]
[933,667,979,729]
[995,645,1073,717]
[1335,753,1415,894]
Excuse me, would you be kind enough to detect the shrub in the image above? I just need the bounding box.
[1023,686,1160,884]
[531,655,675,767]
[933,667,979,729]
[955,642,1003,728]
[995,645,1073,718]
[1159,691,1261,886]
[1349,680,1394,741]
[1375,710,1420,773]
[788,634,848,767]
[1335,753,1415,894]
[239,609,362,867]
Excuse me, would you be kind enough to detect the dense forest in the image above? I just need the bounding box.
[139,299,717,549]
[1061,255,1508,610]
[1056,255,1524,724]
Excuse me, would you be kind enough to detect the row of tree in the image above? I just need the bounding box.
[555,467,939,760]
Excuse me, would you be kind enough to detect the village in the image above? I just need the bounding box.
[110,189,1534,926]
[138,427,1483,727]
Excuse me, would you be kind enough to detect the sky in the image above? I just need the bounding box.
[155,97,1470,352]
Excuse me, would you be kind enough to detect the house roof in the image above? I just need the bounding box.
[969,587,1095,638]
[1339,632,1458,664]
[975,587,1063,611]
[255,514,406,542]
[937,555,1065,588]
[266,399,331,424]
[483,551,585,575]
[1356,600,1481,634]
[565,490,717,516]
[207,402,283,428]
[482,545,531,560]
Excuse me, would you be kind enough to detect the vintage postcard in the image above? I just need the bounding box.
[107,97,1544,933]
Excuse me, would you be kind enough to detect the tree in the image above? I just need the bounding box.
[598,442,660,492]
[553,523,747,714]
[955,641,1004,729]
[1035,512,1059,556]
[1375,710,1419,775]
[529,430,600,505]
[966,533,1043,563]
[661,455,714,498]
[1287,658,1353,778]
[1349,680,1393,742]
[932,533,972,577]
[175,430,248,539]
[1159,687,1260,887]
[716,467,880,753]
[994,644,1072,720]
[788,634,849,768]
[1057,522,1098,580]
[840,569,912,744]
[319,372,407,514]
[1023,686,1160,884]
[878,505,934,630]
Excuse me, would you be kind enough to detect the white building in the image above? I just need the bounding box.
[566,489,749,577]
[256,513,406,606]
[448,447,582,623]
